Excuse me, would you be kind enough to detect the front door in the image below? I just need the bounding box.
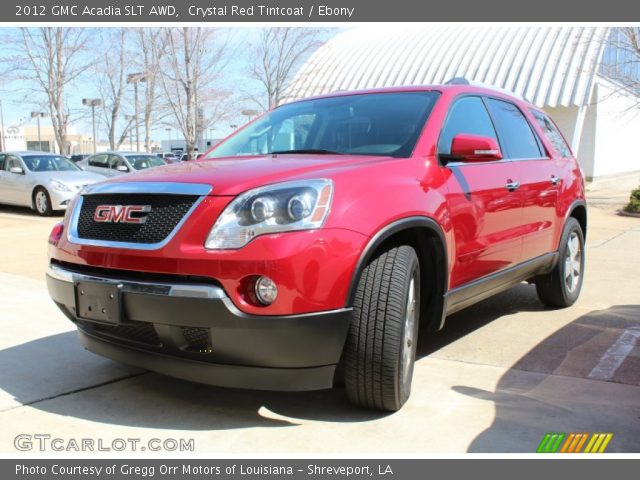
[439,96,523,288]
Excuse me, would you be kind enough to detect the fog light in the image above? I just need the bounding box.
[255,276,278,305]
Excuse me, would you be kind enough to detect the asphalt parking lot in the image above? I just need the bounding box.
[0,176,639,453]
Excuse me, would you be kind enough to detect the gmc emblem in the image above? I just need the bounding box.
[93,205,152,224]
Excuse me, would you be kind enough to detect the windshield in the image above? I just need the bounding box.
[206,91,440,159]
[125,155,166,170]
[22,155,80,172]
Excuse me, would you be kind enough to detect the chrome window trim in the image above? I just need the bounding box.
[67,182,212,251]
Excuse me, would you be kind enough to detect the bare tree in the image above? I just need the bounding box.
[95,28,134,150]
[248,28,322,110]
[13,28,93,154]
[160,27,231,159]
[599,27,640,108]
[135,28,167,152]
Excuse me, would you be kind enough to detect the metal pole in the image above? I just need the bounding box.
[134,83,140,152]
[91,104,97,153]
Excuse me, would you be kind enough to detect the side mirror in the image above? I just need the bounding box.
[450,134,502,162]
[116,165,129,172]
[9,166,24,175]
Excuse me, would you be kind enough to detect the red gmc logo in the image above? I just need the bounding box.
[93,205,151,224]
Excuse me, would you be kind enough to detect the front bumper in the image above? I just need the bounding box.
[48,188,75,210]
[46,263,352,391]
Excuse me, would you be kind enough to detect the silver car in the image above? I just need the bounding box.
[0,151,105,216]
[80,152,166,177]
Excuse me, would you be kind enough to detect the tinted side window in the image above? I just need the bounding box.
[6,156,22,171]
[438,96,498,155]
[108,155,126,169]
[89,154,108,168]
[485,99,543,159]
[531,110,572,158]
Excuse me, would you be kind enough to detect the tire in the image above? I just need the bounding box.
[34,187,53,216]
[535,217,585,307]
[344,245,420,411]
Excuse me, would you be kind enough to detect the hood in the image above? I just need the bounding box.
[96,154,392,195]
[34,170,106,188]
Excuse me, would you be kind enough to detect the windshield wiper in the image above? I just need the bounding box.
[270,149,342,155]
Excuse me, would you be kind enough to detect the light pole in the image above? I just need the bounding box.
[125,115,135,150]
[127,72,146,152]
[30,111,48,151]
[82,98,102,153]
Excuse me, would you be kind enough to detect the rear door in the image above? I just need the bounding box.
[485,98,559,260]
[440,96,523,288]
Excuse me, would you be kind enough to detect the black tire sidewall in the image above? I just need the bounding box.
[397,254,421,405]
[558,218,585,305]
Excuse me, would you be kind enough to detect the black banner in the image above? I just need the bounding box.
[5,459,640,480]
[6,0,640,22]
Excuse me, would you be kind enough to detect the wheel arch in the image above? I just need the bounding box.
[31,185,48,210]
[346,216,449,333]
[568,200,587,241]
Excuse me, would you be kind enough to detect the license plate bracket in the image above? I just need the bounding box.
[75,281,121,324]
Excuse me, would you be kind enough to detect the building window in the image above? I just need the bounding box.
[600,28,640,92]
[26,141,50,152]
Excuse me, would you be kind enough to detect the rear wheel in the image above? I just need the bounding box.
[34,188,53,216]
[535,217,585,307]
[344,245,420,411]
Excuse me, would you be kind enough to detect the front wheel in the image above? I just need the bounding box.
[343,245,420,411]
[34,188,53,216]
[535,217,585,307]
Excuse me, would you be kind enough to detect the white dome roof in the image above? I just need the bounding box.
[286,26,610,108]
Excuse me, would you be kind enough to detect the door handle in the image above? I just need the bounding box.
[505,181,520,192]
[550,175,560,186]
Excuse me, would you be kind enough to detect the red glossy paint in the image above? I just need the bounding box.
[49,84,586,315]
[450,133,503,162]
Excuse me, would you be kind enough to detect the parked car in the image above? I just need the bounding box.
[70,154,89,163]
[179,152,205,161]
[0,151,104,215]
[46,81,586,410]
[80,152,166,177]
[156,152,181,164]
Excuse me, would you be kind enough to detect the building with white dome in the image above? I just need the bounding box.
[287,26,640,180]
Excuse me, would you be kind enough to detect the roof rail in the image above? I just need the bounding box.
[444,77,527,102]
[445,77,470,85]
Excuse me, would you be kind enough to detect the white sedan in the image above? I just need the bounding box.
[0,151,105,216]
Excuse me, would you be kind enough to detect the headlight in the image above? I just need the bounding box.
[205,179,333,249]
[50,179,72,192]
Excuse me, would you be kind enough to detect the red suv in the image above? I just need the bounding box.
[46,82,586,411]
